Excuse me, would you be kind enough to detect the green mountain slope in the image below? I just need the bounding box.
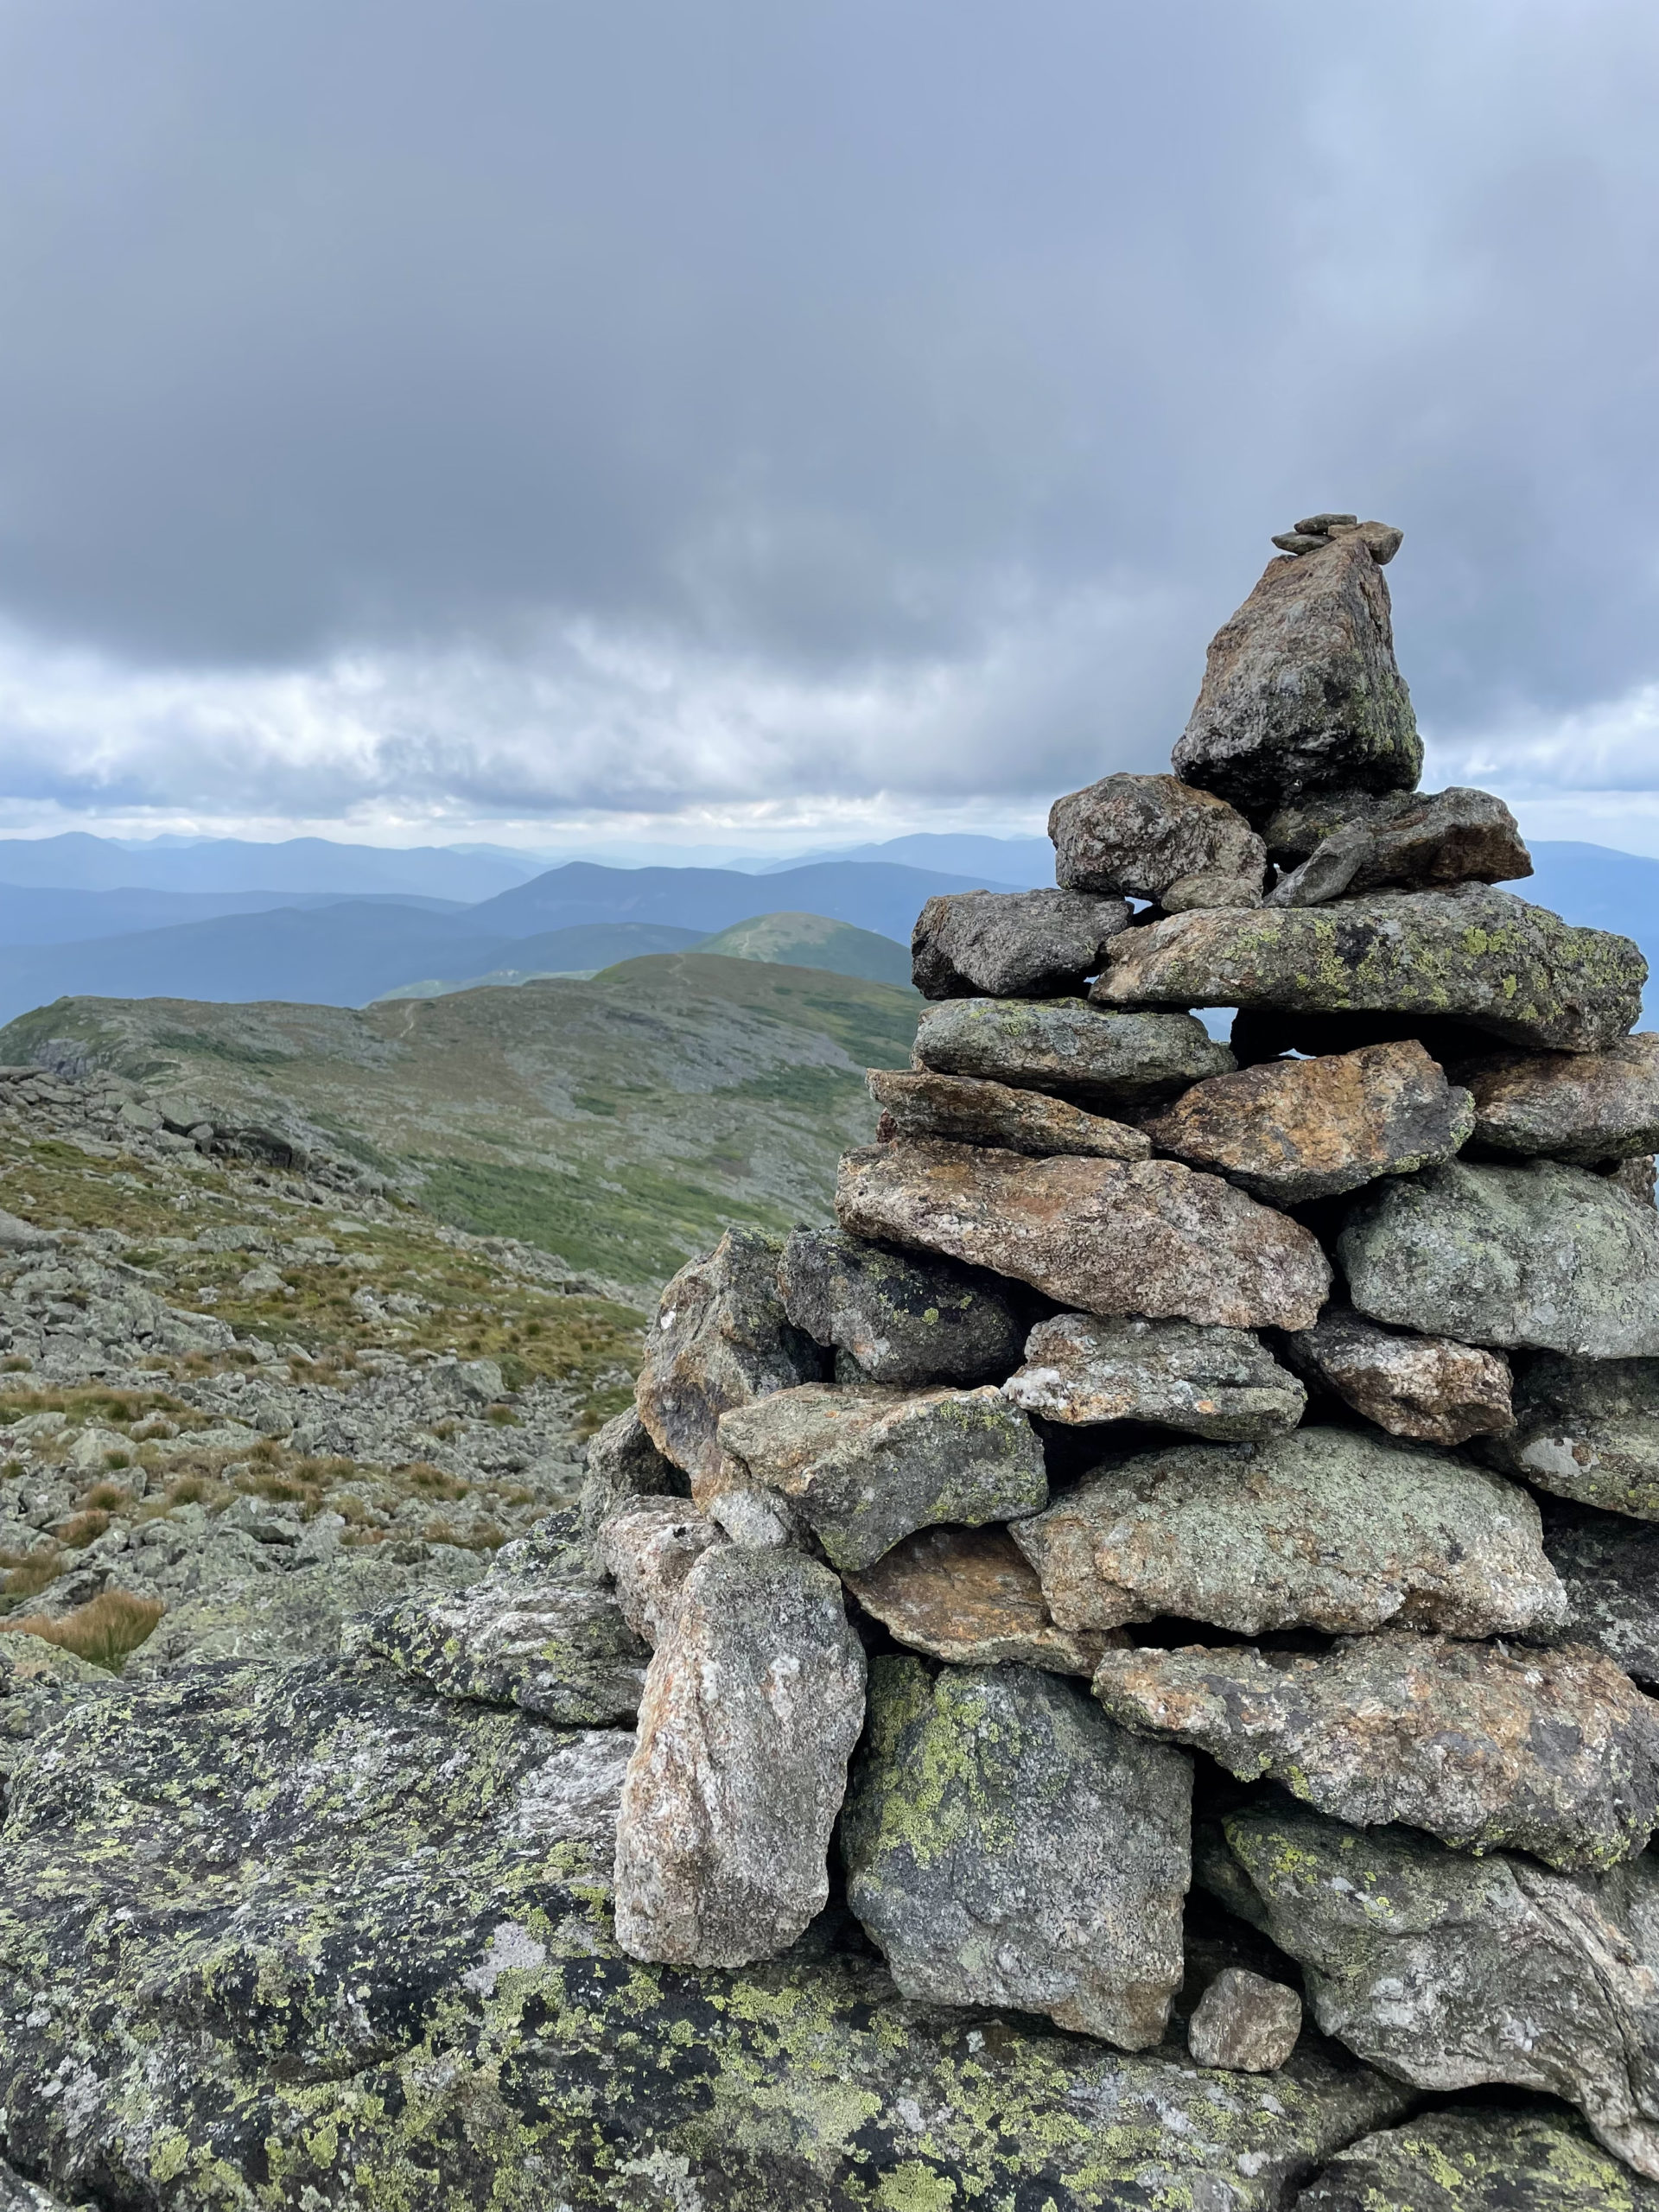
[694,910,912,987]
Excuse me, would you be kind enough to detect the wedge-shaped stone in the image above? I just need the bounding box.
[1095,1633,1659,1871]
[1480,1353,1659,1518]
[1204,1802,1659,2180]
[1172,532,1422,814]
[778,1225,1024,1386]
[1544,1503,1659,1688]
[911,887,1130,998]
[868,1067,1151,1160]
[614,1544,866,1968]
[1283,1307,1514,1446]
[1013,1428,1565,1639]
[635,1228,823,1488]
[1341,1160,1659,1356]
[596,1501,726,1647]
[1095,887,1646,1055]
[842,1656,1192,2047]
[715,1381,1046,1572]
[580,1403,687,1535]
[1145,1040,1473,1205]
[1264,785,1532,906]
[1294,2105,1659,2212]
[1047,772,1266,910]
[1004,1311,1305,1440]
[913,995,1234,1107]
[836,1140,1332,1331]
[842,1523,1111,1675]
[1456,1033,1659,1161]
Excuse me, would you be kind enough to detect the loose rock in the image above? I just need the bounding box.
[842,1656,1192,2046]
[596,1500,727,1646]
[1188,1968,1302,2073]
[1479,1351,1659,1517]
[1283,1306,1514,1446]
[1456,1033,1659,1161]
[1542,1501,1659,1687]
[912,994,1235,1107]
[778,1224,1025,1386]
[579,1402,687,1535]
[1047,772,1266,909]
[1293,2105,1659,2212]
[1265,785,1532,906]
[911,887,1130,998]
[1004,1310,1306,1440]
[842,1522,1111,1674]
[868,1066,1151,1159]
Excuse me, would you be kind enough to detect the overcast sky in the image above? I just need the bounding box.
[2,0,1658,853]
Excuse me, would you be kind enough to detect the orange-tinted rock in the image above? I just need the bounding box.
[1283,1308,1513,1446]
[842,1524,1113,1675]
[868,1068,1150,1160]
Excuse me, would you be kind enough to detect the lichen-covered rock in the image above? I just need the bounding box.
[1047,772,1267,909]
[868,1065,1152,1159]
[1282,1307,1514,1446]
[778,1225,1024,1386]
[715,1381,1046,1571]
[1013,1428,1565,1639]
[1188,1969,1302,2074]
[0,2154,95,2211]
[595,1501,726,1646]
[1456,1033,1659,1161]
[579,1402,687,1535]
[1480,1353,1659,1518]
[1144,1040,1473,1205]
[1004,1310,1306,1440]
[1340,1160,1659,1357]
[1096,887,1646,1055]
[841,1522,1111,1674]
[842,1656,1192,2048]
[634,1229,824,1489]
[910,887,1130,998]
[1543,1502,1659,1688]
[1094,1632,1659,1871]
[1264,785,1532,906]
[912,994,1235,1107]
[1205,1800,1659,2180]
[836,1139,1332,1330]
[1172,532,1422,813]
[613,1544,865,1968]
[1293,2105,1659,2211]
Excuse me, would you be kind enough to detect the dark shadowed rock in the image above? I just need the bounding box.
[1292,2105,1659,2212]
[1094,1632,1659,1871]
[912,994,1235,1107]
[842,1656,1192,2047]
[910,887,1130,998]
[1047,772,1267,909]
[1543,1502,1659,1687]
[1481,1353,1659,1518]
[634,1228,824,1489]
[1096,887,1646,1054]
[1282,1307,1514,1446]
[1265,786,1532,906]
[1172,533,1422,814]
[614,1544,866,1968]
[842,1522,1111,1674]
[1144,1040,1473,1205]
[579,1402,687,1535]
[1456,1033,1659,1161]
[837,1140,1332,1331]
[1340,1160,1659,1357]
[1188,1968,1302,2073]
[868,1066,1151,1159]
[1013,1428,1565,1639]
[715,1380,1046,1571]
[596,1501,727,1646]
[1004,1310,1305,1440]
[778,1224,1024,1386]
[1230,1004,1508,1069]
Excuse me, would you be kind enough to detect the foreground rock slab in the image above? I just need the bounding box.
[1283,1306,1514,1445]
[912,994,1234,1107]
[1047,771,1267,910]
[837,1138,1332,1330]
[842,1656,1191,2047]
[1188,1968,1302,2074]
[868,1065,1151,1158]
[1094,1632,1659,1871]
[778,1224,1024,1386]
[1341,1160,1659,1357]
[1004,1310,1306,1440]
[1481,1351,1659,1518]
[1013,1428,1565,1638]
[910,886,1129,997]
[715,1380,1046,1570]
[614,1544,865,1968]
[1293,2105,1659,2212]
[1096,887,1646,1055]
[1457,1032,1659,1160]
[842,1522,1110,1674]
[1543,1501,1659,1687]
[1144,1039,1473,1205]
[1265,785,1532,906]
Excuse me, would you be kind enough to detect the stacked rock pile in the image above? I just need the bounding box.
[585,514,1659,2184]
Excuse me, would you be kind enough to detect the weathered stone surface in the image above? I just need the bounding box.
[1205,1800,1659,2179]
[1341,1160,1659,1357]
[842,1522,1111,1674]
[1094,1632,1659,1871]
[868,1065,1151,1159]
[1145,1040,1473,1205]
[596,1500,726,1646]
[614,1543,865,1968]
[1481,1352,1659,1517]
[912,993,1235,1107]
[1543,1502,1659,1687]
[634,1228,824,1489]
[1293,2105,1659,2212]
[1283,1307,1514,1446]
[1013,1428,1565,1638]
[842,1656,1192,2047]
[1004,1310,1306,1440]
[1096,887,1646,1054]
[837,1139,1332,1331]
[1173,533,1422,814]
[578,1402,686,1535]
[1457,1033,1659,1161]
[1047,772,1267,909]
[1265,785,1532,906]
[778,1224,1024,1386]
[1188,1968,1302,2074]
[715,1380,1046,1571]
[910,886,1130,998]
[1268,514,1402,564]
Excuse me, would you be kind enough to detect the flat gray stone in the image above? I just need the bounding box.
[1282,1307,1514,1446]
[1481,1352,1659,1518]
[911,887,1129,998]
[1265,785,1532,906]
[1047,772,1266,908]
[1456,1033,1659,1161]
[1292,2105,1659,2212]
[778,1225,1024,1386]
[912,995,1235,1108]
[1003,1311,1306,1440]
[868,1066,1151,1159]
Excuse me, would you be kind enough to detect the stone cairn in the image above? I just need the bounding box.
[584,511,1659,2181]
